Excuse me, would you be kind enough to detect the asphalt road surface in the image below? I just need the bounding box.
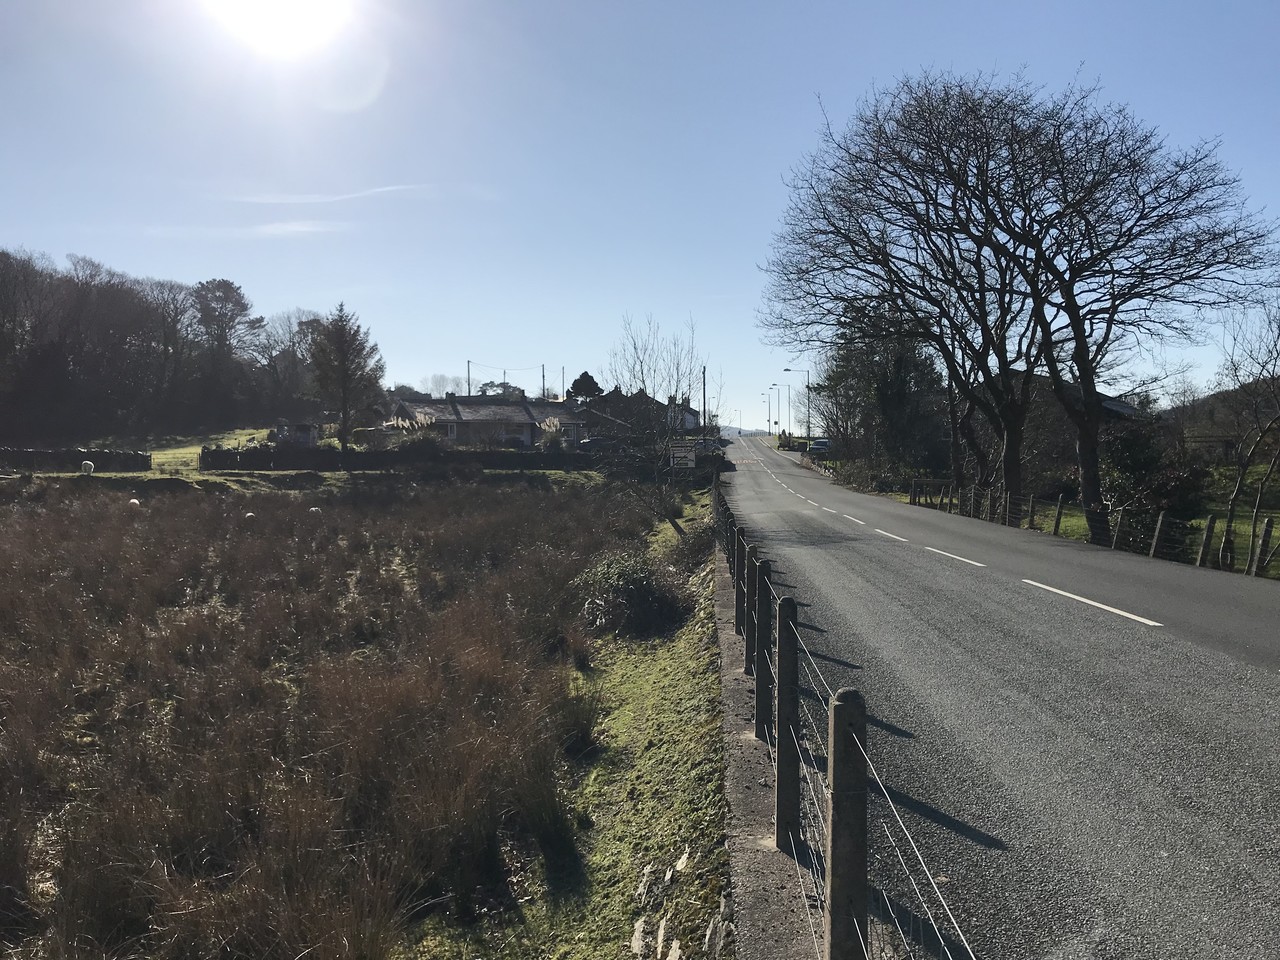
[721,437,1279,960]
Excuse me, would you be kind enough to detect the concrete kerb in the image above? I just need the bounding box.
[714,558,814,960]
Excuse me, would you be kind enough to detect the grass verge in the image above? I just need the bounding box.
[409,510,732,959]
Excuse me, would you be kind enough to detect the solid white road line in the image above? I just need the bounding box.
[1022,579,1163,627]
[822,507,837,513]
[843,515,867,525]
[925,546,987,567]
[875,529,909,542]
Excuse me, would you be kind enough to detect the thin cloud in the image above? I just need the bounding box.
[141,221,348,239]
[234,185,433,204]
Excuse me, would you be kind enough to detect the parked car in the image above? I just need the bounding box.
[807,438,830,457]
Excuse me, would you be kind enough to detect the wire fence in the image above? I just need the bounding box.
[715,477,979,960]
[906,479,1278,579]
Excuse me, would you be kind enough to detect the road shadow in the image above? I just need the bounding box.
[874,782,1007,851]
[866,714,914,739]
[870,887,970,959]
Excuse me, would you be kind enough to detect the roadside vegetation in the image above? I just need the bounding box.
[0,475,730,958]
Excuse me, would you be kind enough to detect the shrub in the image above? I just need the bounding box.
[570,551,683,636]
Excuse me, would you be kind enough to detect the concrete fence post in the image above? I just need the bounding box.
[826,689,868,960]
[1248,517,1274,576]
[1197,514,1217,568]
[909,478,918,506]
[1149,511,1167,559]
[986,489,996,522]
[733,526,747,638]
[1028,496,1037,530]
[1256,517,1274,575]
[968,486,976,517]
[754,561,774,742]
[775,597,799,851]
[1111,508,1125,549]
[1003,492,1012,526]
[745,547,758,675]
[1053,495,1065,537]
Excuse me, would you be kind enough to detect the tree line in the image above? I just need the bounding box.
[765,72,1277,544]
[0,250,384,447]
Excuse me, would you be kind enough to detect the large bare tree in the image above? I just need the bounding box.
[765,73,1274,541]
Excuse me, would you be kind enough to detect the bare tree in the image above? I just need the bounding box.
[765,73,1275,542]
[763,78,1051,500]
[1213,302,1280,572]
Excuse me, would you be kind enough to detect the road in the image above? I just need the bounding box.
[721,437,1279,960]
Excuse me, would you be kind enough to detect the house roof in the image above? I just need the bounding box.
[396,397,585,426]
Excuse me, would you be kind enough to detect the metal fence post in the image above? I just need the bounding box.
[745,546,758,675]
[754,561,774,742]
[1197,514,1217,567]
[826,689,868,960]
[1149,511,1167,559]
[775,597,799,849]
[1053,495,1065,536]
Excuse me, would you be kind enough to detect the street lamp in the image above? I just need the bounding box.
[772,382,791,437]
[783,367,810,440]
[761,392,771,436]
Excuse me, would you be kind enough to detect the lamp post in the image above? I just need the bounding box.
[761,392,771,436]
[772,382,791,437]
[783,367,810,440]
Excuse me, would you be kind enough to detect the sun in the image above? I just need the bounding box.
[202,0,355,61]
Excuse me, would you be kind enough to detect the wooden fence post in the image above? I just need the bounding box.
[1149,511,1167,559]
[1053,495,1065,536]
[744,547,758,675]
[1028,496,1037,530]
[754,561,774,743]
[1111,508,1125,549]
[826,689,868,960]
[775,597,799,849]
[1197,514,1217,567]
[733,526,746,638]
[909,479,918,506]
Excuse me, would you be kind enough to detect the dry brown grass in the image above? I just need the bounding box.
[0,478,656,957]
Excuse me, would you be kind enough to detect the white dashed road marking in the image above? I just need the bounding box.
[925,546,987,567]
[875,529,909,542]
[842,515,866,525]
[1022,579,1163,627]
[822,507,837,513]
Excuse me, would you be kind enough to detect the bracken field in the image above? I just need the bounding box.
[0,476,696,958]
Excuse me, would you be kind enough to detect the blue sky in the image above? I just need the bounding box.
[3,0,1278,431]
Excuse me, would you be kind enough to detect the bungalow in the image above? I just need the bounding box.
[393,394,586,447]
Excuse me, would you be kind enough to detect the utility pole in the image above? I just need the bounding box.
[467,360,471,396]
[541,364,545,399]
[702,365,707,439]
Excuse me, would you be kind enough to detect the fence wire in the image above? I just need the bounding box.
[717,481,982,959]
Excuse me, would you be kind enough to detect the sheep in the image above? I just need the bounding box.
[244,512,256,520]
[128,498,141,507]
[81,460,94,475]
[308,506,322,514]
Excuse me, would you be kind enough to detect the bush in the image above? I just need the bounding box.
[570,551,683,637]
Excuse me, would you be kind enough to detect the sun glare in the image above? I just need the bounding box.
[202,0,355,61]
